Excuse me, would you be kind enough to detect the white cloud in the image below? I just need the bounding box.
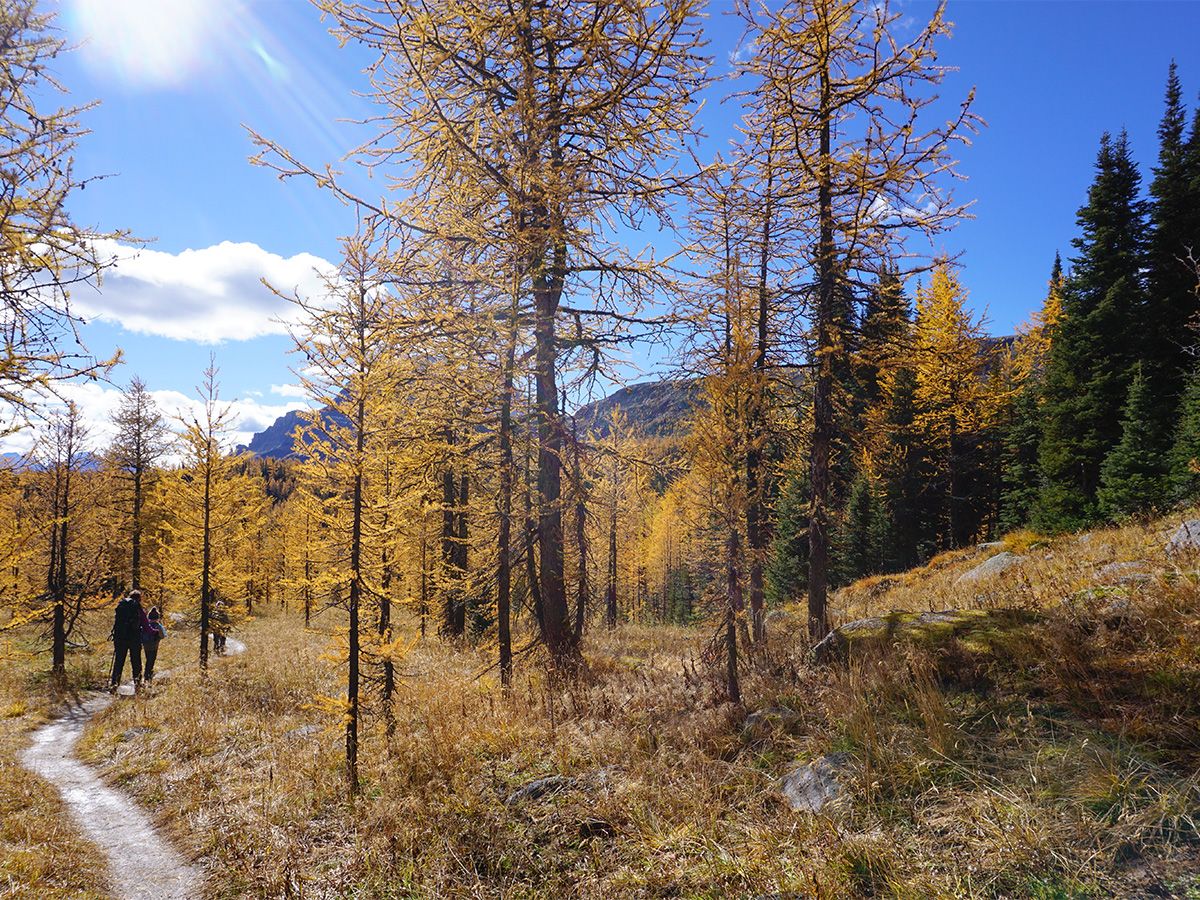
[67,0,244,89]
[0,381,307,460]
[269,383,308,399]
[75,240,337,343]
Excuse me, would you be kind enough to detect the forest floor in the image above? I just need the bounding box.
[5,510,1200,898]
[0,617,218,898]
[20,678,204,899]
[0,627,111,899]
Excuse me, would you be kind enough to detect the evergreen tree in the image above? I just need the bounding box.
[998,255,1064,532]
[877,367,929,569]
[765,471,808,606]
[998,382,1042,532]
[851,267,912,452]
[1098,364,1167,519]
[912,264,996,550]
[1144,63,1200,438]
[1037,132,1148,531]
[1168,366,1200,501]
[856,270,910,391]
[836,473,888,585]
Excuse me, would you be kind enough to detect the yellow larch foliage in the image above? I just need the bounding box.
[912,263,996,441]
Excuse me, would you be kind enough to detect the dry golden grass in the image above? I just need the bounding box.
[82,551,1200,899]
[833,511,1185,623]
[0,619,112,899]
[10,510,1199,898]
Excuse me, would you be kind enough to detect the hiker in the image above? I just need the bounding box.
[110,589,145,691]
[211,595,229,655]
[142,606,167,682]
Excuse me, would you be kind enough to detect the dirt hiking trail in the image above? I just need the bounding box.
[19,636,246,900]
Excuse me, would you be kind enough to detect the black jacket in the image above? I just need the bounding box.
[112,597,142,643]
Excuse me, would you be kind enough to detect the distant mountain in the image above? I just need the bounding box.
[241,339,1017,459]
[240,409,307,459]
[574,379,699,438]
[242,380,699,460]
[0,450,104,472]
[239,407,350,460]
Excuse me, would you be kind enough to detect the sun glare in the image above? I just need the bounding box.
[67,0,241,88]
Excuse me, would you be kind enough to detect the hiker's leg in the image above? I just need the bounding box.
[130,643,143,682]
[111,642,127,687]
[143,643,158,681]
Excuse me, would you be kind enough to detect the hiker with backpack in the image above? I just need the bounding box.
[142,606,168,683]
[109,589,148,692]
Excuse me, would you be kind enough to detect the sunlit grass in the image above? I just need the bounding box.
[0,619,112,899]
[5,508,1199,896]
[79,504,1200,899]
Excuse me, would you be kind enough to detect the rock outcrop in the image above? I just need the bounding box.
[1166,520,1200,555]
[779,753,851,813]
[812,608,1035,664]
[955,551,1024,585]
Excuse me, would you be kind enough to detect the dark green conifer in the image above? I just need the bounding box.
[998,382,1042,533]
[837,475,874,585]
[877,367,930,568]
[1098,364,1167,519]
[765,472,809,606]
[1144,63,1200,436]
[1168,366,1200,501]
[999,255,1062,532]
[853,267,911,410]
[1036,132,1148,531]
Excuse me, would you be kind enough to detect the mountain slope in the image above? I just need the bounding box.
[243,380,701,459]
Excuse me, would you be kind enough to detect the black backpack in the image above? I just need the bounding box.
[112,598,140,641]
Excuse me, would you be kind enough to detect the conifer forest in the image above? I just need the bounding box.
[2,1,1200,897]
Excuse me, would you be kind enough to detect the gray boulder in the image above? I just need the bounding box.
[1061,588,1138,630]
[779,753,850,813]
[1166,520,1200,555]
[811,608,1033,665]
[285,724,322,741]
[505,775,578,806]
[811,628,849,664]
[743,706,800,738]
[955,551,1024,585]
[1098,561,1152,585]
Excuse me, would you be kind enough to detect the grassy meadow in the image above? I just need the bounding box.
[2,511,1200,897]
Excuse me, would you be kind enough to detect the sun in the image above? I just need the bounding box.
[66,0,242,89]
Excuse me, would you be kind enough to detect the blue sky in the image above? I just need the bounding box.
[15,0,1200,452]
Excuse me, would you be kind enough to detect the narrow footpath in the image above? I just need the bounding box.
[19,637,246,900]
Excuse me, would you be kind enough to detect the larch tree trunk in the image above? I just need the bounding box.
[807,45,835,644]
[497,294,518,688]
